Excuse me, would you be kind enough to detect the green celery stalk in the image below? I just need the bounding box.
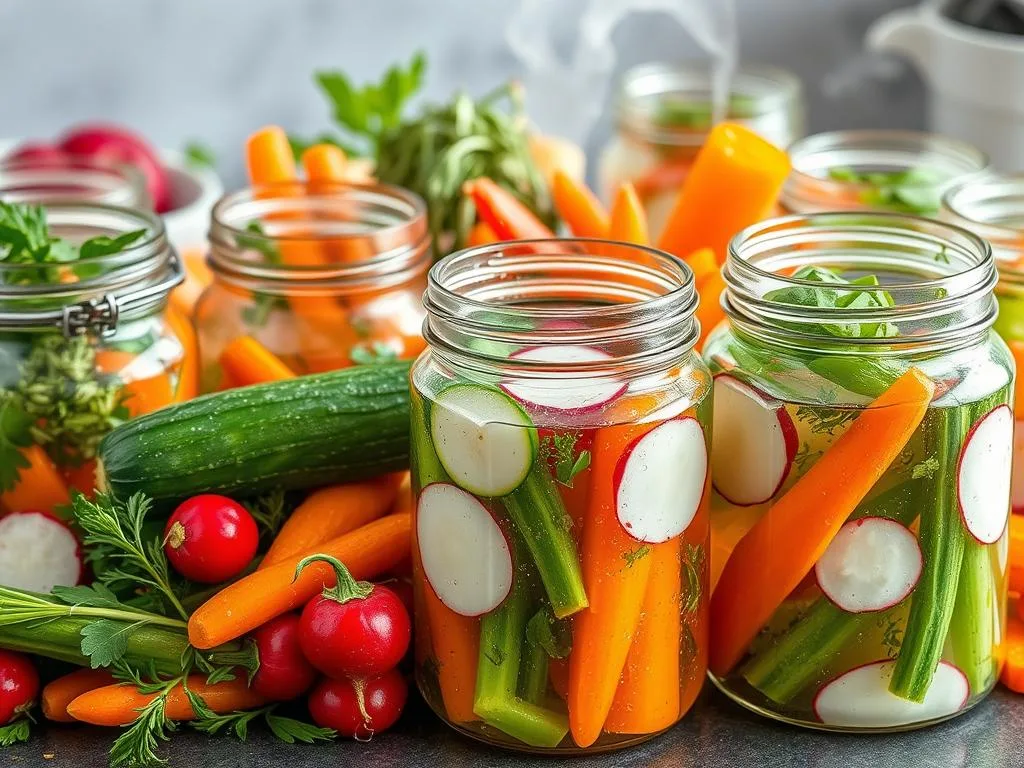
[411,387,450,488]
[948,536,996,695]
[518,610,552,704]
[807,356,901,399]
[503,462,587,618]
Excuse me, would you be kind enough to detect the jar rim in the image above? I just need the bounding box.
[942,175,1024,284]
[0,155,150,209]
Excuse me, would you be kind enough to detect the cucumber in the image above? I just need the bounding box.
[98,361,412,503]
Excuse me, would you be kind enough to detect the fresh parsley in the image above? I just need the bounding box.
[622,545,651,568]
[828,165,945,215]
[682,543,705,614]
[184,141,217,169]
[0,395,33,492]
[350,341,399,366]
[0,719,31,747]
[540,431,591,488]
[795,405,858,436]
[244,488,290,539]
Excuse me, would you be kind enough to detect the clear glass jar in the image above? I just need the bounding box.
[411,239,711,753]
[943,176,1024,514]
[197,182,430,390]
[598,62,803,240]
[0,156,149,210]
[0,203,188,507]
[705,213,1012,731]
[782,130,990,216]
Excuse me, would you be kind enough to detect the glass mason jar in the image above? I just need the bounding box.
[598,62,803,241]
[0,203,188,509]
[197,182,430,390]
[943,176,1024,514]
[705,213,1013,731]
[782,130,989,217]
[411,240,712,753]
[0,155,149,210]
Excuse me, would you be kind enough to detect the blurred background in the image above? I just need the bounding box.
[0,0,923,186]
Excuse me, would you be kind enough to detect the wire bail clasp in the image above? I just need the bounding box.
[62,293,119,338]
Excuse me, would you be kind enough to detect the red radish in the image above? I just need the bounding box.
[416,482,513,616]
[614,416,707,543]
[59,124,170,212]
[814,517,922,613]
[501,345,626,414]
[249,613,317,701]
[163,495,259,584]
[711,374,798,506]
[295,554,411,678]
[7,142,72,166]
[379,577,414,620]
[0,511,82,593]
[0,650,39,725]
[308,670,407,738]
[958,404,1014,544]
[1012,419,1024,514]
[813,660,968,728]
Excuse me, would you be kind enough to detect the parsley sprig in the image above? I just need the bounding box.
[828,166,946,216]
[540,431,591,488]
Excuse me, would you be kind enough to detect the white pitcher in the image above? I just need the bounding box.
[868,1,1024,171]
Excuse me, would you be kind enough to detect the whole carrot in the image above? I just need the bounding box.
[553,170,610,239]
[42,668,115,723]
[189,513,411,650]
[608,183,649,246]
[301,143,348,182]
[218,336,296,388]
[166,305,199,403]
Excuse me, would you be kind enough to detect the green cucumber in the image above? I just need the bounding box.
[411,386,450,489]
[948,540,996,694]
[98,361,412,503]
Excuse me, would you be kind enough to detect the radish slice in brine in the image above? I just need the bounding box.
[614,417,707,543]
[814,660,969,728]
[814,517,922,613]
[958,404,1013,544]
[501,345,626,414]
[0,510,82,593]
[711,374,798,506]
[416,483,513,617]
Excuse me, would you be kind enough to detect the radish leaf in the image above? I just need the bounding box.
[0,719,30,747]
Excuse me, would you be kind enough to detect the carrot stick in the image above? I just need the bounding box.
[1011,514,1024,595]
[42,668,115,723]
[391,472,414,517]
[1001,610,1024,693]
[466,220,499,247]
[166,305,199,403]
[710,368,935,676]
[301,143,348,181]
[604,538,682,734]
[67,676,267,726]
[218,335,296,387]
[686,247,719,289]
[259,475,402,569]
[553,170,609,239]
[1,445,71,514]
[465,178,555,241]
[94,350,176,418]
[608,183,649,246]
[1009,341,1024,414]
[567,395,665,748]
[695,271,727,348]
[189,513,411,649]
[247,127,298,186]
[657,123,790,264]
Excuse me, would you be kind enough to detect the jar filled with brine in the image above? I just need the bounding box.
[705,213,1012,731]
[598,62,803,240]
[197,182,430,390]
[782,130,989,216]
[411,239,711,752]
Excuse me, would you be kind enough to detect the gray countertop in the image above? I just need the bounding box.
[6,685,1020,768]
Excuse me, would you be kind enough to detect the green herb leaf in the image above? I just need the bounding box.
[265,712,336,745]
[828,165,946,215]
[184,142,217,169]
[80,618,133,668]
[350,342,399,366]
[540,432,591,488]
[622,545,651,568]
[79,229,147,260]
[0,396,33,492]
[911,455,941,479]
[244,489,290,539]
[108,685,177,768]
[526,609,571,659]
[51,582,126,611]
[682,543,706,614]
[0,718,31,747]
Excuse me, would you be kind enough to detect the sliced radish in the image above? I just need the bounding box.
[500,345,626,415]
[814,517,922,613]
[958,404,1013,544]
[614,417,707,543]
[711,374,798,506]
[430,384,537,497]
[813,660,969,728]
[0,511,82,593]
[1012,420,1024,514]
[416,483,513,616]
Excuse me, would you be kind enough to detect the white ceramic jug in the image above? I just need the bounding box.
[868,1,1024,170]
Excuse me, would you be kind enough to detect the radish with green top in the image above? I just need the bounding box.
[711,374,798,506]
[501,345,626,414]
[0,511,82,593]
[958,404,1013,544]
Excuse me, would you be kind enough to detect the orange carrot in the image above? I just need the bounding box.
[94,349,175,418]
[553,170,609,239]
[710,368,935,676]
[1,445,71,513]
[695,270,727,348]
[301,143,348,182]
[466,220,499,247]
[1009,341,1024,413]
[259,475,402,569]
[218,335,295,387]
[549,658,569,701]
[247,127,298,186]
[604,538,682,734]
[686,247,719,288]
[62,459,98,498]
[189,513,411,649]
[42,669,115,723]
[67,676,267,726]
[1011,514,1024,595]
[608,183,649,246]
[632,160,692,199]
[567,395,665,748]
[171,246,213,314]
[465,178,555,241]
[658,123,790,264]
[1001,610,1024,693]
[391,472,414,517]
[301,143,376,266]
[166,305,199,403]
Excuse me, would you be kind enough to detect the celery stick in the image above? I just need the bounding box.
[808,357,900,399]
[411,387,450,488]
[518,611,551,705]
[949,540,996,694]
[503,462,588,618]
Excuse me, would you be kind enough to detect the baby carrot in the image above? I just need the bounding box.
[94,349,176,418]
[1,445,71,514]
[694,270,728,348]
[465,178,555,241]
[42,668,114,723]
[247,127,298,186]
[1001,610,1024,693]
[608,183,649,246]
[466,220,499,247]
[301,143,376,266]
[166,305,199,403]
[189,513,411,649]
[710,368,935,676]
[301,143,348,181]
[67,676,267,726]
[259,475,402,569]
[686,248,719,289]
[552,170,609,239]
[218,336,296,387]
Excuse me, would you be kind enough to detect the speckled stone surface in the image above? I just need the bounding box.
[7,686,1019,768]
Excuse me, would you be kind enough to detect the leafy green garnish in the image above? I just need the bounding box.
[795,404,858,436]
[540,431,591,488]
[682,543,705,614]
[654,93,758,130]
[188,696,336,745]
[108,679,179,768]
[0,719,31,747]
[79,230,147,261]
[0,395,33,492]
[526,609,572,659]
[827,166,946,215]
[184,142,217,169]
[622,545,651,568]
[244,488,290,539]
[350,341,399,366]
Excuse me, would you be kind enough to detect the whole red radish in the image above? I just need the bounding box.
[59,124,170,212]
[296,555,411,678]
[0,510,82,593]
[0,650,40,725]
[6,142,72,166]
[163,495,258,584]
[249,613,317,701]
[307,670,407,738]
